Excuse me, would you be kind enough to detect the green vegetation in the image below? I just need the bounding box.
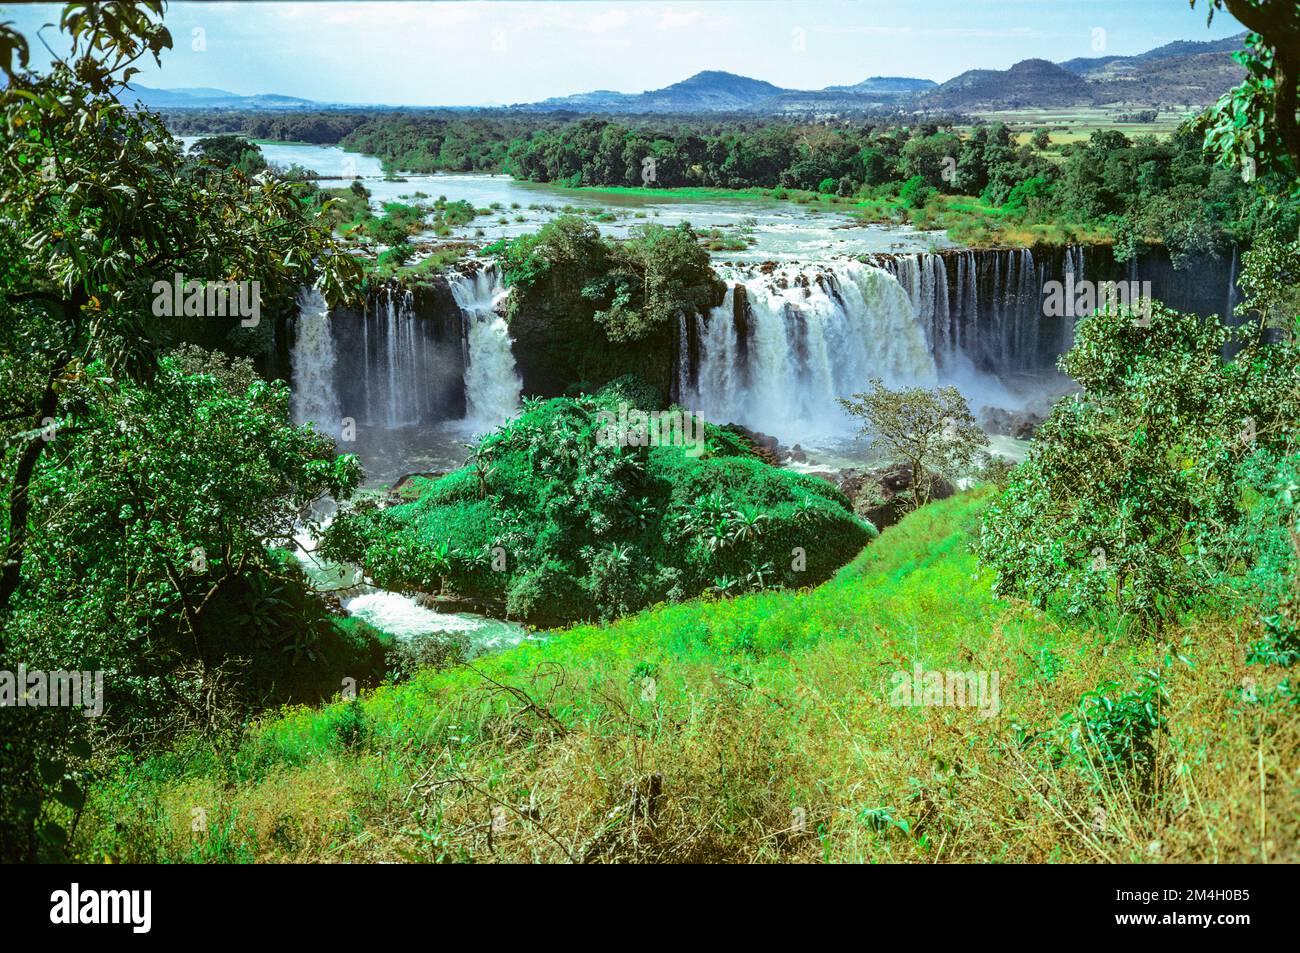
[323,378,872,626]
[488,215,720,343]
[0,2,367,860]
[165,105,1297,251]
[485,215,723,395]
[75,489,1299,863]
[489,116,1295,252]
[71,232,1300,861]
[838,381,987,509]
[1192,0,1299,189]
[0,1,1297,867]
[979,240,1300,628]
[188,134,268,175]
[293,184,480,283]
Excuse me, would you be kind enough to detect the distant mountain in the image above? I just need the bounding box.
[127,85,324,110]
[132,31,1251,116]
[520,70,944,114]
[522,32,1246,116]
[921,32,1248,111]
[919,59,1089,110]
[1058,33,1247,74]
[1086,49,1248,108]
[524,70,789,113]
[824,76,938,95]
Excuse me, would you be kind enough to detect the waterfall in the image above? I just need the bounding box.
[880,246,1084,382]
[1225,243,1239,320]
[681,260,937,437]
[319,265,518,434]
[447,264,522,428]
[366,286,438,428]
[887,251,953,366]
[290,287,340,435]
[332,285,445,429]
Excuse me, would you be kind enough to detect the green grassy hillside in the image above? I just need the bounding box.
[79,490,1296,863]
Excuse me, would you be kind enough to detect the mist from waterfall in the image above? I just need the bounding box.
[882,249,1050,410]
[448,264,522,429]
[680,260,938,438]
[290,287,341,436]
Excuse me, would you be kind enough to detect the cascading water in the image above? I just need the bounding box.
[679,260,937,437]
[677,248,1108,442]
[883,248,1048,378]
[365,286,442,428]
[290,287,341,435]
[1225,243,1239,320]
[447,264,522,428]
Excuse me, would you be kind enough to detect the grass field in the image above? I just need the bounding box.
[970,106,1200,146]
[76,490,1296,863]
[550,183,1113,250]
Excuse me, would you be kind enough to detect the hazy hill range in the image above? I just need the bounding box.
[127,85,324,110]
[132,32,1250,115]
[519,70,789,112]
[522,33,1248,114]
[921,32,1249,110]
[917,59,1088,110]
[517,69,936,113]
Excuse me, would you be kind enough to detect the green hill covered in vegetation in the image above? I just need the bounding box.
[322,377,874,626]
[79,488,1297,863]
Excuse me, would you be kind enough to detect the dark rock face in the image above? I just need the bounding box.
[837,462,956,532]
[979,406,1045,440]
[720,423,783,465]
[871,243,1245,384]
[507,259,725,402]
[327,277,468,426]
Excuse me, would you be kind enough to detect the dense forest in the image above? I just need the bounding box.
[167,104,1299,261]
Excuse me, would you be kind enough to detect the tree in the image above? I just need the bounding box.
[837,380,987,510]
[1234,230,1300,338]
[0,2,361,621]
[977,294,1299,626]
[898,174,935,209]
[189,134,267,174]
[1031,128,1052,150]
[595,223,721,343]
[1193,0,1300,183]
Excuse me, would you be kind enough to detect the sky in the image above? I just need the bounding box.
[0,1,1248,107]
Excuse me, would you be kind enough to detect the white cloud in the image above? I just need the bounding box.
[587,10,631,33]
[657,8,704,30]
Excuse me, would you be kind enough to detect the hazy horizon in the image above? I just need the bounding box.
[0,1,1248,107]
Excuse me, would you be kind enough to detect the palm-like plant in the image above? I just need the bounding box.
[730,507,768,545]
[709,574,742,597]
[743,560,776,590]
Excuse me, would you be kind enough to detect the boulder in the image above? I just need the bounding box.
[979,406,1045,440]
[720,423,784,466]
[848,461,955,531]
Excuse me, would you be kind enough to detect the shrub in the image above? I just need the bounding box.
[899,175,935,209]
[978,298,1299,626]
[324,392,873,626]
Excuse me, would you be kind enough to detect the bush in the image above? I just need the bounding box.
[899,175,936,209]
[386,631,471,683]
[1059,671,1169,792]
[324,393,873,625]
[978,296,1300,626]
[506,560,591,624]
